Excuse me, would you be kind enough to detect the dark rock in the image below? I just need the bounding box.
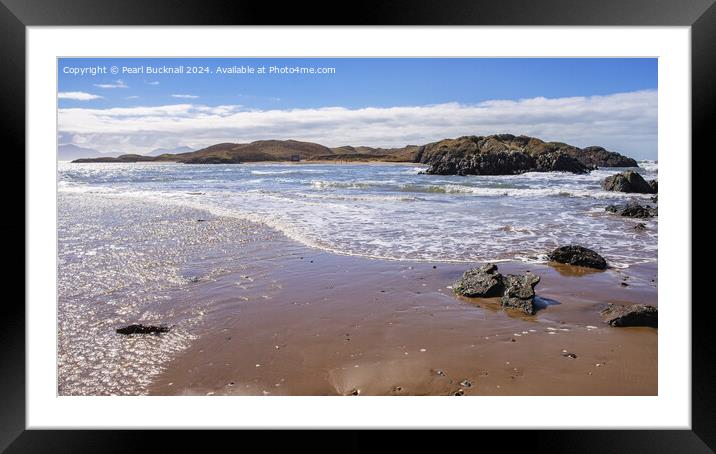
[634,223,647,231]
[548,245,607,270]
[426,149,537,176]
[116,324,171,335]
[500,272,541,315]
[600,303,658,327]
[417,134,635,176]
[602,171,656,194]
[562,352,577,359]
[648,179,658,193]
[606,202,657,218]
[453,263,504,297]
[534,152,591,173]
[578,146,638,167]
[455,264,543,314]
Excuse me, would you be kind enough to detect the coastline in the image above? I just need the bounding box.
[62,159,425,166]
[57,190,656,396]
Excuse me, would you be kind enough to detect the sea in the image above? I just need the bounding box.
[58,161,658,268]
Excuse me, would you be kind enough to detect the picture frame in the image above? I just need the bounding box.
[7,0,713,450]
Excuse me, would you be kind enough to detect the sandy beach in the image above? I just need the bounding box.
[147,236,657,396]
[57,188,656,396]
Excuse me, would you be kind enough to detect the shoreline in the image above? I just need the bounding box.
[62,159,426,166]
[58,191,657,396]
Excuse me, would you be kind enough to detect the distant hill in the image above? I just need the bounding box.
[155,140,336,164]
[329,145,420,161]
[58,144,120,161]
[71,136,638,172]
[146,146,194,156]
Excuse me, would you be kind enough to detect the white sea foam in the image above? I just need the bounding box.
[57,161,658,267]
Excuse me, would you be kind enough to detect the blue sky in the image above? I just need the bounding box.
[58,58,658,159]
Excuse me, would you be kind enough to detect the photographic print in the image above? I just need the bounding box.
[57,57,658,397]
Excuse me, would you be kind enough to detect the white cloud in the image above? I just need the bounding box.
[147,81,160,85]
[58,91,103,101]
[94,79,128,89]
[171,94,199,99]
[126,96,140,99]
[57,90,658,159]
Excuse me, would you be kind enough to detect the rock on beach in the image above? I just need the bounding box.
[548,245,607,270]
[600,304,658,328]
[453,263,541,315]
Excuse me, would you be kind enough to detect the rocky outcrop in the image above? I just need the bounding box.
[606,202,657,218]
[600,304,658,327]
[602,171,656,194]
[648,179,658,193]
[548,245,607,269]
[453,263,541,314]
[452,263,504,297]
[533,152,590,173]
[418,135,590,176]
[116,324,171,335]
[501,272,541,315]
[417,134,638,176]
[577,146,638,167]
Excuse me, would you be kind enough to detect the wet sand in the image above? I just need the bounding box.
[147,229,657,396]
[57,192,657,396]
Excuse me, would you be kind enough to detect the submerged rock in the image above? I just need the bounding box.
[605,202,657,218]
[453,263,504,297]
[548,245,607,270]
[501,272,541,315]
[634,223,647,231]
[602,171,656,194]
[600,304,658,327]
[116,324,171,335]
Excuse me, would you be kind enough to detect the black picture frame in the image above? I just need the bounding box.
[6,0,713,451]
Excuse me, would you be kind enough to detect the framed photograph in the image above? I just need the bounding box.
[10,0,713,450]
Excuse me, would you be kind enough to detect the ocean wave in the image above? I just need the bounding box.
[638,160,659,173]
[309,179,654,199]
[58,162,658,269]
[251,169,322,175]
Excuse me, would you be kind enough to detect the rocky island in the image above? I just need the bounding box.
[70,134,638,176]
[415,134,637,175]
